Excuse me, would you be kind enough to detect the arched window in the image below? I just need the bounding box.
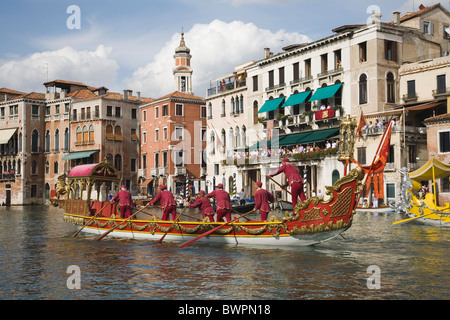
[210,131,216,155]
[240,94,244,113]
[31,130,39,153]
[18,132,22,152]
[82,125,88,143]
[54,161,59,174]
[359,74,367,105]
[332,170,340,185]
[106,125,114,140]
[221,99,225,116]
[76,126,82,144]
[253,100,259,124]
[115,126,123,141]
[242,125,246,147]
[64,128,69,151]
[229,127,234,150]
[89,125,94,143]
[208,103,212,119]
[54,129,59,151]
[221,129,226,153]
[45,130,50,152]
[231,97,235,114]
[235,126,240,148]
[386,72,395,103]
[114,154,122,172]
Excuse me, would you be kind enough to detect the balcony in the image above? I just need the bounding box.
[317,66,343,79]
[138,168,146,178]
[158,167,167,176]
[290,75,313,85]
[402,93,418,103]
[150,168,159,176]
[175,166,186,175]
[432,87,450,98]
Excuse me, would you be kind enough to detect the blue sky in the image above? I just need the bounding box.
[1,0,448,98]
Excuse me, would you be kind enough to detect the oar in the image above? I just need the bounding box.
[392,212,437,225]
[268,176,292,195]
[96,203,150,241]
[72,202,109,237]
[179,209,255,248]
[231,208,251,221]
[156,206,188,244]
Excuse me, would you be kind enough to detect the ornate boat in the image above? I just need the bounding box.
[53,158,364,247]
[391,158,450,227]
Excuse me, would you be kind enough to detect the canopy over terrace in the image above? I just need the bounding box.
[409,157,450,181]
[67,159,120,201]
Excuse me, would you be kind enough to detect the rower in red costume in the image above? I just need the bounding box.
[269,158,306,209]
[110,185,134,219]
[206,183,231,222]
[149,184,177,221]
[253,181,274,221]
[189,190,215,222]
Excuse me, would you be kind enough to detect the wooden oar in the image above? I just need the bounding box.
[72,202,109,237]
[268,176,292,195]
[179,209,255,248]
[392,211,440,225]
[156,206,188,244]
[96,203,150,241]
[231,208,251,221]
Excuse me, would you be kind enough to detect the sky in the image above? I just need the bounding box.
[0,0,449,99]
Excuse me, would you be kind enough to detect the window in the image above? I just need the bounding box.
[76,126,82,144]
[95,105,99,118]
[115,126,123,141]
[54,129,60,151]
[31,160,37,175]
[163,127,168,140]
[407,80,416,99]
[174,126,183,140]
[162,104,168,116]
[359,74,367,105]
[442,175,450,192]
[64,128,69,151]
[162,151,168,167]
[201,104,207,118]
[142,131,147,144]
[107,105,113,116]
[214,163,219,176]
[89,125,94,143]
[386,183,396,198]
[278,67,285,85]
[131,128,138,141]
[142,154,147,169]
[408,145,417,164]
[253,101,259,124]
[106,125,114,140]
[131,108,137,119]
[437,74,446,94]
[357,147,366,165]
[221,100,226,117]
[210,131,216,155]
[359,42,367,62]
[131,159,137,172]
[32,105,39,118]
[86,107,90,119]
[155,106,159,119]
[334,49,342,69]
[114,154,122,172]
[115,106,121,118]
[154,152,159,168]
[439,131,450,153]
[54,161,59,174]
[45,161,50,174]
[72,109,77,121]
[387,145,395,163]
[385,40,397,62]
[421,20,434,35]
[45,130,50,152]
[208,103,212,119]
[293,62,299,81]
[142,110,147,122]
[154,128,159,141]
[444,24,450,39]
[320,53,328,73]
[305,59,311,77]
[387,72,395,103]
[253,75,258,91]
[268,70,274,88]
[175,104,183,116]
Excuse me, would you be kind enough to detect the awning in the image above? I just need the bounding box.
[282,91,312,107]
[308,83,343,102]
[279,128,340,146]
[258,97,285,113]
[0,128,18,144]
[409,157,450,181]
[62,150,98,160]
[404,102,442,111]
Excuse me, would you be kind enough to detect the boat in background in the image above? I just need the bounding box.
[392,158,450,227]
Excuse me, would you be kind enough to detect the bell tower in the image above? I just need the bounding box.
[173,31,193,94]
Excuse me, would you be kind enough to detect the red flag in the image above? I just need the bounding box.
[361,120,394,174]
[356,110,367,141]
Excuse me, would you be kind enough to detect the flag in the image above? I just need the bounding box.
[361,120,394,174]
[355,110,367,141]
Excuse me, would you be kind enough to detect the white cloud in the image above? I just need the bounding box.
[125,19,311,98]
[0,45,119,92]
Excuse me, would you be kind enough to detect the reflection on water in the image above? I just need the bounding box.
[0,205,448,300]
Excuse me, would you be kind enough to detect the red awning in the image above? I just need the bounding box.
[404,102,442,111]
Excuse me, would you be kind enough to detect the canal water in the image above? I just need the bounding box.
[0,205,448,301]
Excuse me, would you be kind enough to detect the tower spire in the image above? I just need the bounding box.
[173,30,193,94]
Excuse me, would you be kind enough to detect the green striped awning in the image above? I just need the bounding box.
[279,128,340,146]
[282,91,311,107]
[258,97,285,113]
[62,150,98,160]
[308,83,342,102]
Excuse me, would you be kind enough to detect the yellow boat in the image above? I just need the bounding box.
[393,157,450,227]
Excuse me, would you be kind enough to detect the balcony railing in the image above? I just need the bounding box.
[175,166,186,175]
[432,87,450,97]
[402,93,418,103]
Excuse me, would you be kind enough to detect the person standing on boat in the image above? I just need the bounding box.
[189,190,215,222]
[253,181,274,221]
[149,184,177,221]
[269,157,306,209]
[110,185,134,219]
[207,183,231,222]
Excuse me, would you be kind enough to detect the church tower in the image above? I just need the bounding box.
[173,32,193,94]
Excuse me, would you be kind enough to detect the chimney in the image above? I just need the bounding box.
[264,48,271,59]
[393,11,400,25]
[123,89,128,101]
[137,91,141,102]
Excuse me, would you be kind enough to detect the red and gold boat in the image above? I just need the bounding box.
[52,159,364,247]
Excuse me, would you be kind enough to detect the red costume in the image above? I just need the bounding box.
[111,186,134,219]
[149,185,177,221]
[269,158,306,210]
[254,182,274,221]
[189,191,215,222]
[207,184,231,222]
